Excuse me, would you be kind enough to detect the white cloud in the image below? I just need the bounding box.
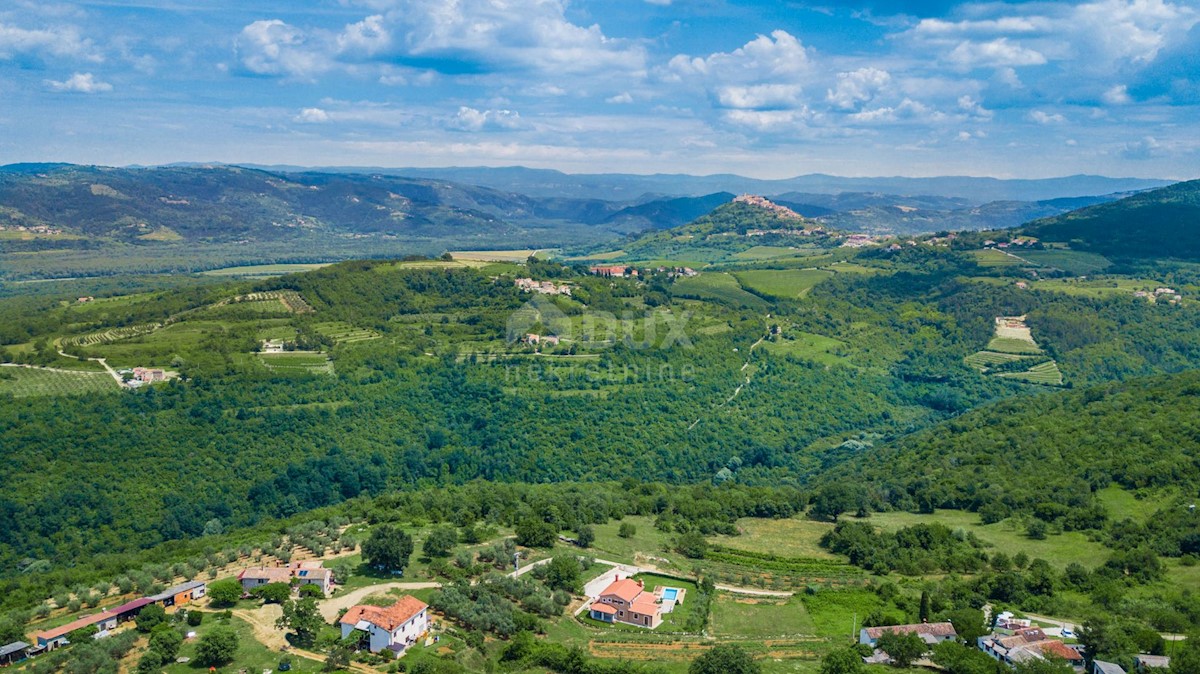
[0,21,99,61]
[669,30,811,81]
[1029,110,1065,124]
[295,107,330,123]
[236,19,330,79]
[606,92,633,104]
[849,98,945,124]
[947,38,1047,69]
[721,108,808,131]
[1102,84,1132,104]
[44,72,111,93]
[1119,135,1164,159]
[826,67,890,110]
[337,14,390,56]
[912,16,1051,36]
[957,95,993,119]
[451,106,523,131]
[716,83,803,110]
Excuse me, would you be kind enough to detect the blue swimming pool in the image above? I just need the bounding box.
[662,588,679,601]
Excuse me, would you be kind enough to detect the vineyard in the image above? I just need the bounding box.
[999,360,1064,386]
[314,321,382,344]
[227,291,314,314]
[61,323,161,348]
[0,366,118,397]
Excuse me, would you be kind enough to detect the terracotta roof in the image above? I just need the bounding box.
[598,578,644,603]
[629,595,660,615]
[864,622,956,640]
[590,603,617,615]
[34,612,115,642]
[340,596,428,632]
[239,567,293,582]
[1028,641,1083,662]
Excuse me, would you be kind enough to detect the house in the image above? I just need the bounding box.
[33,611,118,650]
[109,597,155,623]
[77,297,94,303]
[1134,655,1170,673]
[339,596,429,656]
[1094,660,1127,674]
[238,563,334,596]
[0,642,29,666]
[588,577,662,629]
[978,628,1084,671]
[590,265,637,277]
[860,622,957,647]
[132,367,166,383]
[146,580,207,607]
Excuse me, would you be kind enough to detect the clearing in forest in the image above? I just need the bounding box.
[967,315,1063,386]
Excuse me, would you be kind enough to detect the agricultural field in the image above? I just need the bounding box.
[1019,249,1112,275]
[732,246,808,260]
[671,272,771,311]
[313,321,381,344]
[733,269,833,299]
[0,365,118,397]
[762,331,848,366]
[200,263,332,277]
[450,249,547,262]
[998,360,1064,385]
[61,323,161,348]
[970,248,1025,267]
[986,337,1043,354]
[711,594,816,638]
[257,351,333,375]
[963,350,1027,368]
[710,518,839,560]
[1028,277,1167,298]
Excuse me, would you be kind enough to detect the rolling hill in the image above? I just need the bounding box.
[1021,179,1200,259]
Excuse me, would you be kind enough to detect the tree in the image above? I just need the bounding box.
[820,647,865,674]
[676,532,708,559]
[932,641,1002,674]
[1079,617,1137,668]
[919,590,931,622]
[811,484,860,522]
[323,640,353,672]
[207,578,242,607]
[423,526,458,558]
[65,643,117,674]
[135,604,166,633]
[195,625,239,667]
[689,644,762,674]
[137,650,164,674]
[1027,520,1048,540]
[149,627,183,662]
[253,582,292,604]
[515,519,558,548]
[618,522,636,539]
[298,584,324,598]
[544,555,581,592]
[576,525,595,549]
[1169,636,1200,674]
[362,525,414,573]
[948,608,989,645]
[876,630,928,668]
[276,597,323,647]
[1012,656,1075,674]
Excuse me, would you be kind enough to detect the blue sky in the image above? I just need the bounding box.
[1,0,1197,178]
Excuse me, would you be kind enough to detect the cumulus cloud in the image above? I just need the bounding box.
[1103,84,1132,104]
[44,72,111,93]
[606,92,633,104]
[721,108,808,131]
[946,38,1046,69]
[0,21,100,61]
[1028,110,1065,124]
[295,107,330,123]
[957,95,993,119]
[716,83,803,110]
[1119,135,1165,159]
[451,106,523,131]
[236,19,330,78]
[849,98,945,124]
[669,30,811,81]
[826,67,890,110]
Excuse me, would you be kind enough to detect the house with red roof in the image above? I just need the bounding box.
[339,596,429,656]
[860,622,957,647]
[588,577,662,629]
[238,562,333,596]
[32,611,118,651]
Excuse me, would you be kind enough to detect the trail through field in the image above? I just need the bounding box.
[713,584,793,597]
[50,347,125,385]
[319,582,442,622]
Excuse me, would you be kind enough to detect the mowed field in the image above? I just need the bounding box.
[450,249,548,262]
[711,518,839,559]
[0,366,118,397]
[672,272,771,311]
[734,269,833,299]
[200,263,332,277]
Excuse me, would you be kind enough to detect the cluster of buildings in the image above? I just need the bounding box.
[984,237,1039,249]
[0,224,62,236]
[586,576,686,630]
[589,265,638,277]
[514,278,572,295]
[732,194,806,220]
[236,561,334,596]
[746,227,826,237]
[1133,287,1183,304]
[841,233,882,248]
[1,580,210,660]
[523,333,560,347]
[339,595,429,657]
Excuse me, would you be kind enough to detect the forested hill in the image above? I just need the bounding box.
[820,370,1200,553]
[1021,179,1200,260]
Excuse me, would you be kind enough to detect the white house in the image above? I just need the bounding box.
[339,596,429,656]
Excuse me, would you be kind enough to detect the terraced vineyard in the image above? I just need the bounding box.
[672,272,770,311]
[228,291,314,314]
[314,321,382,344]
[999,360,1064,385]
[0,366,119,397]
[61,323,161,347]
[967,315,1064,386]
[963,350,1027,368]
[257,351,333,374]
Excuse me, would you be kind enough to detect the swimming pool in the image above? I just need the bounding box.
[662,588,679,601]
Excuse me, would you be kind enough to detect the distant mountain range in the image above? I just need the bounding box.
[1022,178,1200,260]
[240,163,1172,203]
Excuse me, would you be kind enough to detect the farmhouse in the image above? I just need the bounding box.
[588,577,663,629]
[238,563,333,596]
[978,627,1084,670]
[590,265,637,277]
[147,580,207,607]
[131,367,166,383]
[339,596,429,656]
[108,597,155,623]
[860,622,957,647]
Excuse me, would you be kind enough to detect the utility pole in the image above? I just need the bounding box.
[852,612,858,644]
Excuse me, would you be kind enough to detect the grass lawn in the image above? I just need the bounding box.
[733,246,804,260]
[161,614,301,674]
[450,249,547,262]
[865,510,1110,569]
[710,518,839,560]
[800,587,881,640]
[971,249,1024,267]
[0,366,119,397]
[733,269,834,299]
[712,594,816,637]
[584,516,677,567]
[1019,250,1111,275]
[1095,486,1177,522]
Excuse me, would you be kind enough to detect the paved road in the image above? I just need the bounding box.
[1025,613,1186,641]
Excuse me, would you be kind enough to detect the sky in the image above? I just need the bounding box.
[0,0,1198,179]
